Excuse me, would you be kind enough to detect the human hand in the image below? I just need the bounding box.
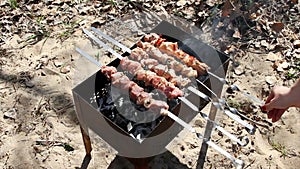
[262,86,292,122]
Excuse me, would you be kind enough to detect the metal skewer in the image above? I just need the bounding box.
[85,27,254,135]
[82,29,123,60]
[194,81,255,134]
[179,97,249,146]
[76,47,194,132]
[91,26,262,107]
[207,72,264,106]
[79,28,245,168]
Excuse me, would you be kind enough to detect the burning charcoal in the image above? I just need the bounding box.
[114,114,130,130]
[132,125,152,140]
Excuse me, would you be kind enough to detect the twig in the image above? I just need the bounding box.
[238,113,270,129]
[244,158,256,169]
[33,96,44,116]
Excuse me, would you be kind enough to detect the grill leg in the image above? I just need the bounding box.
[80,126,92,156]
[197,71,225,168]
[126,157,153,169]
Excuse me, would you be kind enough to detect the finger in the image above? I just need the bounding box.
[264,99,277,112]
[270,109,280,122]
[267,109,276,119]
[273,109,286,122]
[265,89,275,104]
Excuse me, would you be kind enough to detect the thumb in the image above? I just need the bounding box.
[263,101,276,112]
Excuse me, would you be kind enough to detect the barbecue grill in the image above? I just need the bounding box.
[72,21,250,168]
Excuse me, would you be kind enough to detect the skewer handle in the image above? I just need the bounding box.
[179,97,247,146]
[76,47,102,67]
[82,28,123,60]
[207,71,228,84]
[91,27,132,53]
[160,109,195,133]
[224,110,255,134]
[205,140,244,169]
[208,72,265,106]
[189,86,255,134]
[161,107,244,168]
[214,125,248,146]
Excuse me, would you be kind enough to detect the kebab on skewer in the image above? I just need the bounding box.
[129,49,191,87]
[142,33,209,75]
[76,46,196,133]
[101,65,169,114]
[119,57,184,99]
[134,42,198,78]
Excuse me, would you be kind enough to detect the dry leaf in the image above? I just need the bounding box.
[60,65,71,74]
[272,60,280,69]
[265,76,276,85]
[276,61,289,72]
[3,109,17,120]
[206,0,219,7]
[294,40,300,48]
[271,22,284,33]
[232,29,241,39]
[198,11,208,17]
[249,13,257,20]
[254,42,261,48]
[261,40,269,48]
[54,60,63,67]
[234,66,244,75]
[176,0,187,6]
[224,45,237,54]
[222,0,234,17]
[291,0,298,4]
[266,52,282,61]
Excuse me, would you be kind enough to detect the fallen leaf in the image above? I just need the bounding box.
[268,43,277,50]
[249,13,257,20]
[232,29,241,39]
[293,40,300,48]
[222,0,234,17]
[54,60,63,67]
[176,0,187,6]
[272,60,280,69]
[294,53,300,59]
[265,76,276,85]
[25,81,35,88]
[254,42,261,48]
[91,19,106,28]
[261,40,269,48]
[271,22,284,33]
[234,66,244,75]
[276,61,289,72]
[198,11,208,17]
[60,65,71,74]
[3,109,17,120]
[206,0,219,7]
[224,45,237,54]
[291,0,298,4]
[266,52,281,61]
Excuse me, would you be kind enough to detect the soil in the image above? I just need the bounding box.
[0,0,299,169]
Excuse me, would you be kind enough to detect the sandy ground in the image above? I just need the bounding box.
[1,13,300,169]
